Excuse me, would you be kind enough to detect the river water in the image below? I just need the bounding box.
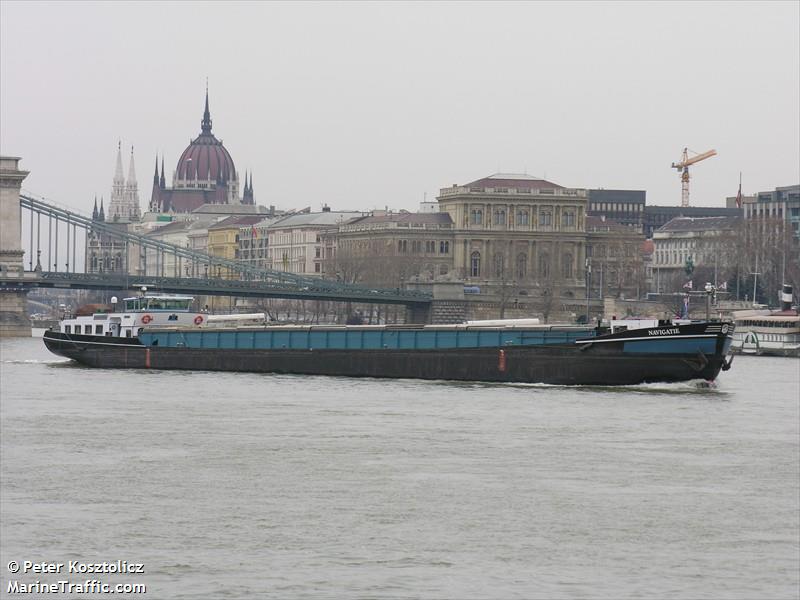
[1,332,798,599]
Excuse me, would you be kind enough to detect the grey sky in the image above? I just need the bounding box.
[1,1,798,215]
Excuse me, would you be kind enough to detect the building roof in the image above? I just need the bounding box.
[645,205,740,216]
[208,215,265,230]
[657,215,740,233]
[346,212,453,226]
[146,216,219,236]
[465,173,565,190]
[270,211,363,228]
[586,215,632,232]
[191,203,267,215]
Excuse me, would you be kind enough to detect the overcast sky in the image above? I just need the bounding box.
[2,1,798,216]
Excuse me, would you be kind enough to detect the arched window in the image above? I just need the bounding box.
[470,251,481,277]
[538,253,550,279]
[516,210,529,226]
[562,253,573,279]
[516,253,527,279]
[470,209,483,225]
[494,209,506,226]
[493,253,505,278]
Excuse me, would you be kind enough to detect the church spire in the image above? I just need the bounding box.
[92,196,98,220]
[153,155,159,185]
[114,140,125,185]
[127,146,137,187]
[160,156,166,188]
[124,146,140,220]
[99,197,105,222]
[201,85,212,134]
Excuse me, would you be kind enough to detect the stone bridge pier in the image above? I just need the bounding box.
[405,281,466,325]
[0,156,31,337]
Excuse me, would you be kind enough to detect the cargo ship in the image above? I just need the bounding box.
[43,293,735,385]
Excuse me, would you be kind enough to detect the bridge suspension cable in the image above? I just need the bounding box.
[18,194,431,303]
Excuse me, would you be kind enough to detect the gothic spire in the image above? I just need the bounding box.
[99,197,105,221]
[114,140,125,185]
[160,156,166,188]
[201,85,212,134]
[127,146,137,187]
[153,155,159,185]
[92,196,98,220]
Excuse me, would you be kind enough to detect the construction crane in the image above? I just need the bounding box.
[671,147,717,207]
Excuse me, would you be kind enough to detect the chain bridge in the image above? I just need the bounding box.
[0,157,433,336]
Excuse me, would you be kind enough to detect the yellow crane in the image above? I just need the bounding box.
[671,147,717,207]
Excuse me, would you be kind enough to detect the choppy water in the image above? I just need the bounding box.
[1,332,798,599]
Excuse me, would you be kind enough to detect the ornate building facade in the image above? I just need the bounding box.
[436,173,588,299]
[329,211,454,285]
[149,91,254,214]
[87,143,140,274]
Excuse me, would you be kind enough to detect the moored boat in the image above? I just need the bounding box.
[43,295,735,385]
[731,285,800,357]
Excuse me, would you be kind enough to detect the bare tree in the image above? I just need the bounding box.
[732,217,798,304]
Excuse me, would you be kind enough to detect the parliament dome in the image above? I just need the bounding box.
[174,92,237,184]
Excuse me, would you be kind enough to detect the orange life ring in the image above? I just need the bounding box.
[194,315,204,325]
[141,314,153,324]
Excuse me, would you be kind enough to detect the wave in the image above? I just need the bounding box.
[2,358,71,365]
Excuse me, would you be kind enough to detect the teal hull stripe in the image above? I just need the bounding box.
[623,338,717,354]
[141,328,595,351]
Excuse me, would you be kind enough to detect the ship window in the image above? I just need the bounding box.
[85,325,93,334]
[95,325,103,334]
[126,330,132,338]
[64,325,71,333]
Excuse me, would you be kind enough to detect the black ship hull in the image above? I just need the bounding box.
[43,330,731,385]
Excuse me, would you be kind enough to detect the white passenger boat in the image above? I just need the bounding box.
[57,293,205,339]
[731,285,800,357]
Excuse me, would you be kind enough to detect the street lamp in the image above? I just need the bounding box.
[585,257,592,324]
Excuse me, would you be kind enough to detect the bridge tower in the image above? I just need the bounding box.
[0,156,31,337]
